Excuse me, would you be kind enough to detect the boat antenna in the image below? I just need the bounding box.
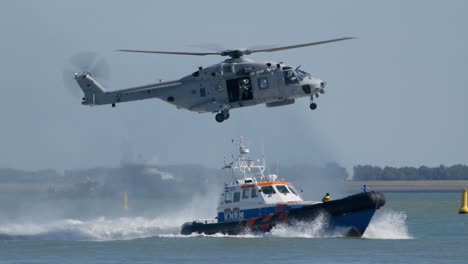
[262,141,265,168]
[276,160,279,177]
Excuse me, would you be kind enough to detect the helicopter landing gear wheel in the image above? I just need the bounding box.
[215,113,225,123]
[309,96,318,110]
[224,112,230,120]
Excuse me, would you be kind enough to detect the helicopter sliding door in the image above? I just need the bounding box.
[226,77,253,103]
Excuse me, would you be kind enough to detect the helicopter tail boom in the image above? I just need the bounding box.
[74,72,183,107]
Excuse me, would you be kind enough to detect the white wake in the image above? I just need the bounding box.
[0,216,182,241]
[267,213,346,238]
[363,209,412,239]
[0,210,411,241]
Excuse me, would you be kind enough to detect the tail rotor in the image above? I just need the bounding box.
[62,52,110,98]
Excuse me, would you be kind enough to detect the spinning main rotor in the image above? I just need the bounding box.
[117,37,354,59]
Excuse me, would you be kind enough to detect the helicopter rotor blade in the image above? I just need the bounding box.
[116,49,221,56]
[116,37,355,58]
[248,37,356,54]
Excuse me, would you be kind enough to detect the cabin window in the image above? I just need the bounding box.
[287,186,297,195]
[225,192,232,203]
[261,186,276,195]
[200,88,206,97]
[223,65,232,73]
[242,189,250,199]
[251,188,258,198]
[258,77,269,89]
[233,191,241,202]
[276,185,290,194]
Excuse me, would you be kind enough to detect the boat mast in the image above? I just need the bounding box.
[236,136,266,181]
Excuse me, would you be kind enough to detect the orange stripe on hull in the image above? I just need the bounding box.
[262,214,274,223]
[279,211,290,219]
[246,218,258,226]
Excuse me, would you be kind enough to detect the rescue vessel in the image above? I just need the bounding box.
[181,138,385,236]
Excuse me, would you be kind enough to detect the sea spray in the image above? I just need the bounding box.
[159,214,344,239]
[268,213,329,238]
[363,209,412,239]
[0,187,220,241]
[267,213,355,238]
[0,209,412,241]
[0,216,182,241]
[164,209,412,239]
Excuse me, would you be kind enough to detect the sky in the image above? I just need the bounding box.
[0,0,467,171]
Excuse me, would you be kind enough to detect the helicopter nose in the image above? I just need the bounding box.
[318,80,326,94]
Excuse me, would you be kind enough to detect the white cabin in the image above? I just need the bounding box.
[213,137,318,223]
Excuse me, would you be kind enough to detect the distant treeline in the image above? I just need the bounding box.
[0,168,62,183]
[353,165,468,181]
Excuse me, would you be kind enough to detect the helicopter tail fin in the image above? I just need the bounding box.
[74,73,107,105]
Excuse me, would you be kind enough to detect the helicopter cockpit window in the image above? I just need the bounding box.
[258,77,269,89]
[283,70,299,85]
[296,69,310,81]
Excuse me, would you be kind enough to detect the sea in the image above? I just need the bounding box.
[0,192,467,264]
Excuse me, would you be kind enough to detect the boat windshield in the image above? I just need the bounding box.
[287,186,298,195]
[276,185,290,194]
[261,186,276,195]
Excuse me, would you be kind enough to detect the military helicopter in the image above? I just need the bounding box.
[66,37,353,122]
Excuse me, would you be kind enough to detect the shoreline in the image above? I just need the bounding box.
[2,180,468,193]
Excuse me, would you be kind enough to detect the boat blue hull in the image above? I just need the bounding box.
[330,209,376,236]
[181,191,385,237]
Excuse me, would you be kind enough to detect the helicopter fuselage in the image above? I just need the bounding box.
[75,58,326,122]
